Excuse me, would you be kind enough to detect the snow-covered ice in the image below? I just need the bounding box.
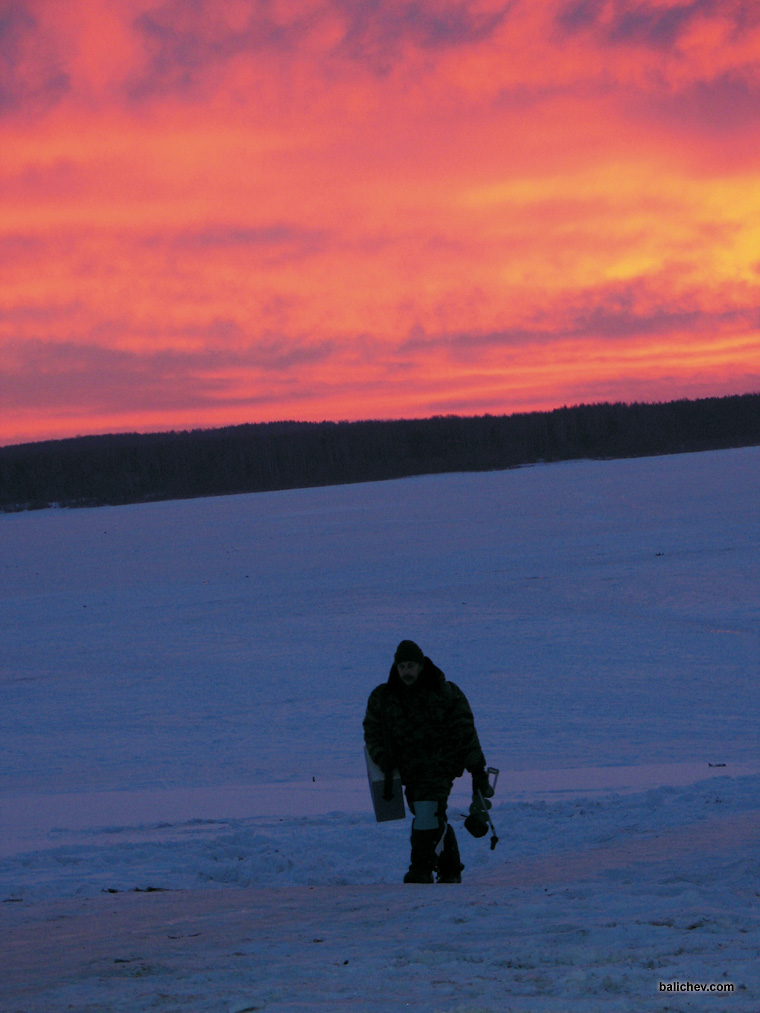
[1,447,759,1011]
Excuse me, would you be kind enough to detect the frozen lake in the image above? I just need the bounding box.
[2,446,759,1011]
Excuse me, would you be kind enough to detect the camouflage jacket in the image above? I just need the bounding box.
[363,657,485,793]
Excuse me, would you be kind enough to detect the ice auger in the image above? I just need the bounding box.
[464,766,500,850]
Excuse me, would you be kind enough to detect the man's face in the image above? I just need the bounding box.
[397,660,423,686]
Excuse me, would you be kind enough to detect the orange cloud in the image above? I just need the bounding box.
[1,0,759,444]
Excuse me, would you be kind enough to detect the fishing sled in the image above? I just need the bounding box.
[364,746,405,822]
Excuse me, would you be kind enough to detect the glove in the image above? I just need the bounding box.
[471,767,494,799]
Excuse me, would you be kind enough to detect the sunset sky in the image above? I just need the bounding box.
[2,0,759,446]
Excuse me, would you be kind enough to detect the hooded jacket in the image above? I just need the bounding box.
[363,657,486,794]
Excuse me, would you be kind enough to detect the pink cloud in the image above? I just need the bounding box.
[1,0,759,444]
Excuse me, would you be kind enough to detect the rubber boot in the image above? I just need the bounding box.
[403,827,440,883]
[437,824,464,883]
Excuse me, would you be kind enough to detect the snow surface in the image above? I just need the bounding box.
[1,446,759,1011]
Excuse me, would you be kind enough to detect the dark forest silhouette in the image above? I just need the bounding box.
[1,393,758,511]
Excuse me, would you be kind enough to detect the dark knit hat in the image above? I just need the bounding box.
[394,639,424,665]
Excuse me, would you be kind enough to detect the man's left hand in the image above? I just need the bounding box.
[471,767,494,798]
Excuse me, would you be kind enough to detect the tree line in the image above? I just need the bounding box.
[1,393,758,512]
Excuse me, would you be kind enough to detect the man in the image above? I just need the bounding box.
[363,639,493,883]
